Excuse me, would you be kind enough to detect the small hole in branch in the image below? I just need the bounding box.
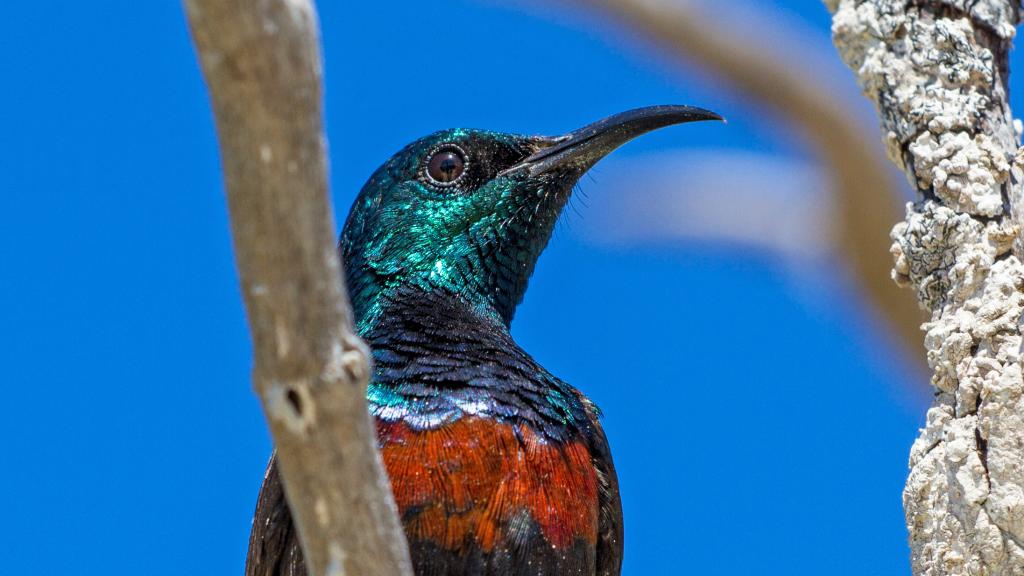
[286,388,303,416]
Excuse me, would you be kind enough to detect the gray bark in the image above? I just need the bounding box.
[183,1,413,574]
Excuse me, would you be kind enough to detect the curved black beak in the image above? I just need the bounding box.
[502,105,723,177]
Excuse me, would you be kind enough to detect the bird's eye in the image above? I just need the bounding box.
[425,146,467,185]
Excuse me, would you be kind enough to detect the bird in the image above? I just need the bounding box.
[245,105,721,576]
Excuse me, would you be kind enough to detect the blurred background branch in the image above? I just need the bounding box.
[578,0,925,373]
[582,150,832,261]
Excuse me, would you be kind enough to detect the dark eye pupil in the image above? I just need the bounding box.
[427,149,466,184]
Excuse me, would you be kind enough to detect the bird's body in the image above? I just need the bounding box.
[245,106,720,576]
[247,287,620,575]
[367,287,620,575]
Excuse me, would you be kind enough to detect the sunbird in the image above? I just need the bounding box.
[246,105,722,576]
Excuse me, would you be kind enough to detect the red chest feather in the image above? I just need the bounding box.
[376,417,600,553]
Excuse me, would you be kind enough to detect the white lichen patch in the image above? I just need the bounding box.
[275,316,291,359]
[327,542,348,576]
[315,497,330,527]
[909,132,1008,217]
[890,202,1015,310]
[322,336,371,386]
[829,1,1024,574]
[834,2,1010,215]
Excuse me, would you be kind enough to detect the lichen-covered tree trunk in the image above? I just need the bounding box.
[827,1,1024,573]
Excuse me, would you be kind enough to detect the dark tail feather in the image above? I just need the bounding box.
[245,454,308,576]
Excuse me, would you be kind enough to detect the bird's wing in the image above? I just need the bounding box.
[587,412,624,576]
[245,454,307,576]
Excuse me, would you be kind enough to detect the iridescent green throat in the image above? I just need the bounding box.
[335,106,722,431]
[340,128,575,334]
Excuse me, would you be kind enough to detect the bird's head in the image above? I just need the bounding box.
[340,105,721,328]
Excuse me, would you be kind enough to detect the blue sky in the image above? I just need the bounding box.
[3,1,1007,574]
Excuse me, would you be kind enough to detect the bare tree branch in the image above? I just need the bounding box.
[581,0,926,368]
[827,0,1024,572]
[183,1,413,574]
